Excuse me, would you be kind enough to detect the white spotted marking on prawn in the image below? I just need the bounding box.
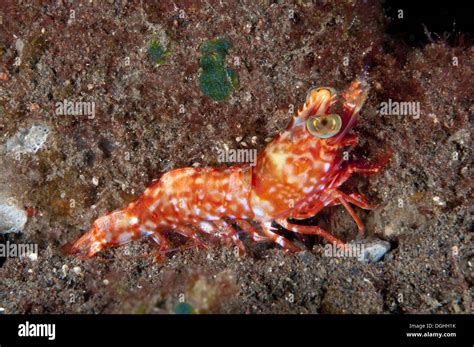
[64,78,386,259]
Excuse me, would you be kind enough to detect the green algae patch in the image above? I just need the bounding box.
[198,38,238,102]
[175,302,194,314]
[147,39,168,66]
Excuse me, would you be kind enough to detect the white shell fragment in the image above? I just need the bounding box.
[356,239,391,263]
[4,124,49,156]
[0,202,27,234]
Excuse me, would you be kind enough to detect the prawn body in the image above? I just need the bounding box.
[65,79,385,258]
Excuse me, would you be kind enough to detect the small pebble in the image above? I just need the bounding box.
[72,266,82,275]
[92,177,99,186]
[432,196,446,206]
[243,91,252,102]
[15,38,24,54]
[357,239,391,263]
[61,264,69,277]
[383,223,396,237]
[103,279,109,286]
[29,103,40,112]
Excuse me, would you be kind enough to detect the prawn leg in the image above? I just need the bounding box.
[260,222,300,252]
[276,219,348,251]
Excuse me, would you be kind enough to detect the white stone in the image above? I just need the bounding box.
[4,125,49,156]
[0,202,27,234]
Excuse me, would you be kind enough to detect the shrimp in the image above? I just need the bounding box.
[63,78,385,259]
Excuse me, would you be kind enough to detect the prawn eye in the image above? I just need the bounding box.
[306,114,342,139]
